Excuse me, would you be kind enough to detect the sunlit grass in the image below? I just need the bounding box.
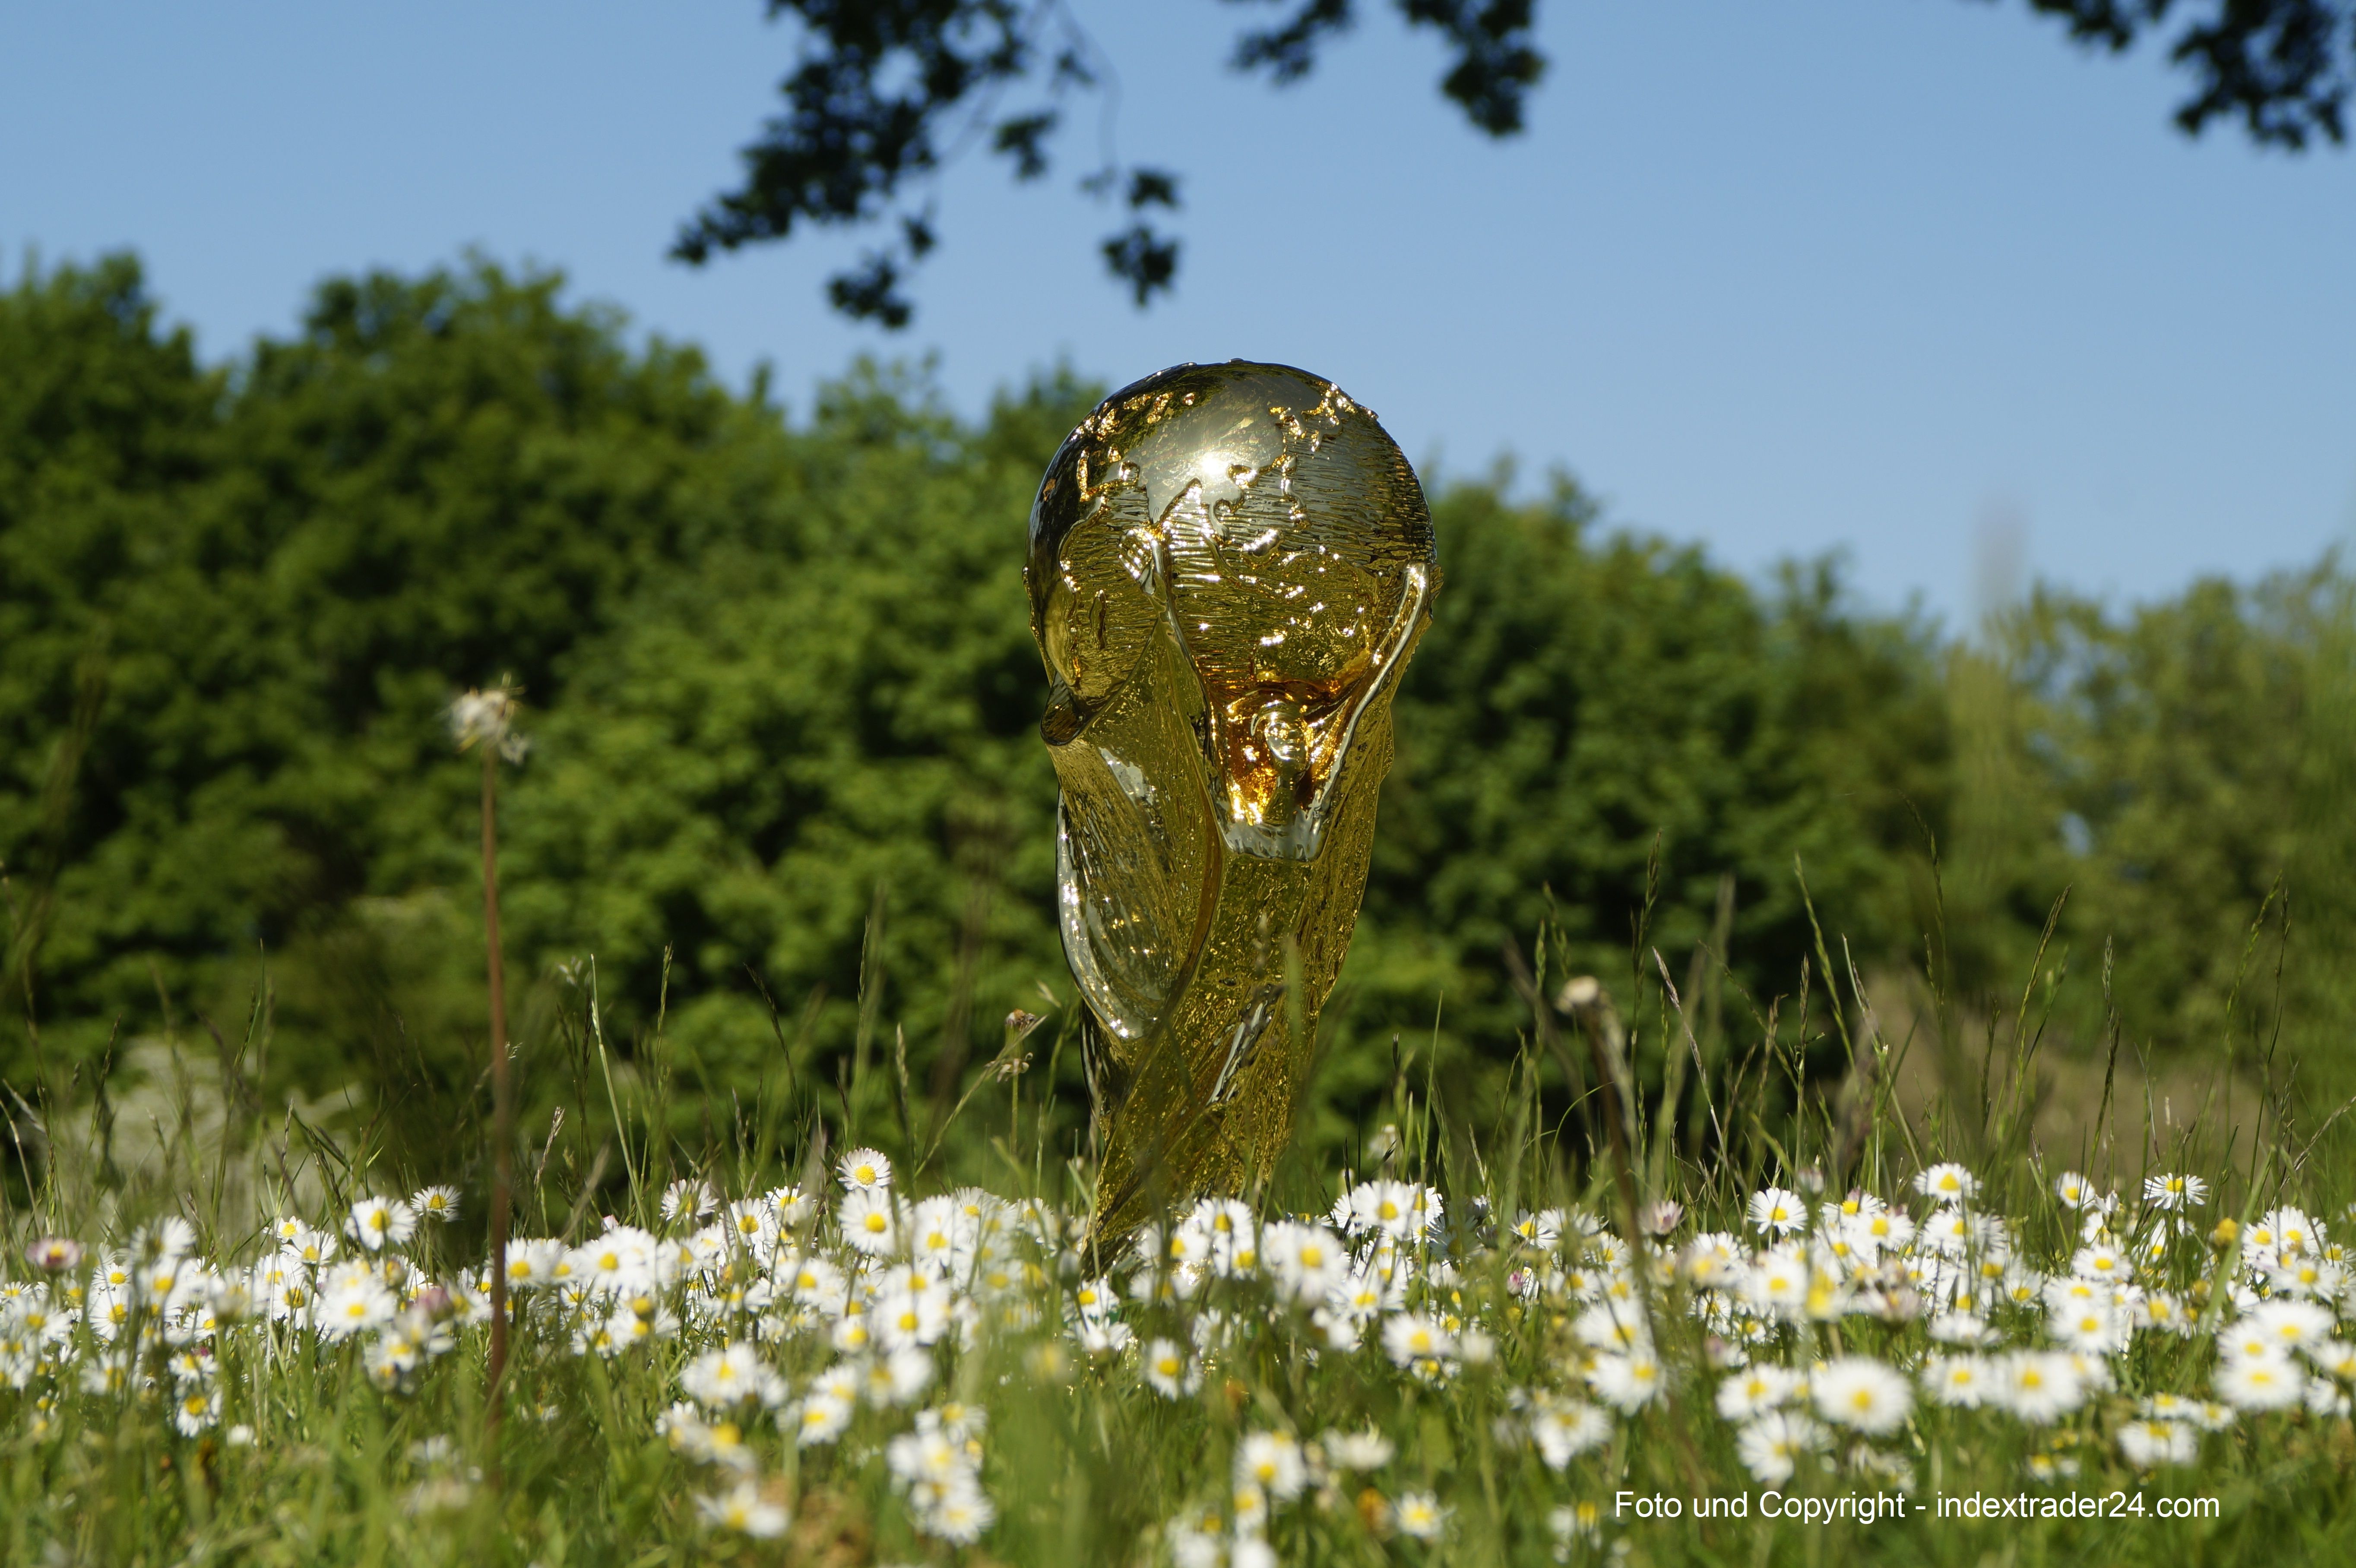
[3,964,2354,1568]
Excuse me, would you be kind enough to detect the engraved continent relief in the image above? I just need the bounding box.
[1024,360,1438,1236]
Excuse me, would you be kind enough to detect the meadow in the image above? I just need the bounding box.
[8,253,2356,1567]
[4,932,2353,1568]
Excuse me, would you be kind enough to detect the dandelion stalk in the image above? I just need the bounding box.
[480,728,513,1438]
[451,682,529,1445]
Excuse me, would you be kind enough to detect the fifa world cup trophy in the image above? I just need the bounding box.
[1024,361,1438,1238]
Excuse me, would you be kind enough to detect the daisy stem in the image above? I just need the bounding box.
[482,737,513,1456]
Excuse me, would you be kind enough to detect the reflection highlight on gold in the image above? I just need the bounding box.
[1025,360,1437,1236]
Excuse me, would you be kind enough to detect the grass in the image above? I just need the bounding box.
[3,925,2355,1568]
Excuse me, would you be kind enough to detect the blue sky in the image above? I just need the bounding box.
[5,1,2352,626]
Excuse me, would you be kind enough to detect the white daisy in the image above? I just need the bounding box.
[697,1481,788,1538]
[837,1148,894,1192]
[1381,1312,1456,1369]
[919,1475,996,1544]
[2142,1173,2208,1211]
[1588,1350,1666,1412]
[1233,1431,1305,1501]
[788,1392,853,1446]
[1914,1163,1980,1205]
[1747,1187,1806,1236]
[1527,1397,1611,1468]
[1394,1492,1447,1540]
[2215,1350,2306,1412]
[1994,1351,2084,1423]
[1140,1337,1198,1399]
[345,1196,418,1254]
[1322,1428,1396,1470]
[2052,1172,2098,1208]
[1811,1356,1913,1435]
[839,1188,899,1257]
[2117,1419,2197,1467]
[1736,1410,1826,1486]
[1922,1354,1995,1407]
[409,1186,460,1223]
[1716,1363,1802,1420]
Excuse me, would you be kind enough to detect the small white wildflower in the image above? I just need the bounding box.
[681,1342,788,1410]
[140,1217,199,1261]
[1716,1363,1802,1421]
[1394,1491,1447,1541]
[1746,1187,1805,1236]
[920,1475,996,1545]
[2068,1243,2128,1283]
[2261,1206,2321,1258]
[2050,1301,2129,1356]
[1508,1208,1564,1248]
[1528,1397,1611,1468]
[345,1196,418,1254]
[1745,1243,1810,1319]
[1551,1500,1603,1555]
[2245,1299,2334,1354]
[1573,1299,1651,1354]
[1262,1221,1347,1302]
[1140,1337,1199,1399]
[2310,1341,2356,1382]
[886,1426,967,1489]
[2143,1173,2208,1211]
[317,1274,397,1341]
[697,1480,788,1538]
[448,685,529,763]
[837,1148,893,1192]
[171,1387,220,1437]
[1914,1163,1979,1206]
[500,1237,564,1290]
[1588,1350,1666,1412]
[661,1179,717,1222]
[2215,1350,2306,1412]
[1322,1428,1395,1470]
[570,1226,658,1296]
[1233,1431,1305,1502]
[1381,1312,1456,1369]
[1992,1351,2084,1423]
[874,1344,935,1405]
[410,1186,460,1224]
[1736,1411,1826,1486]
[789,1393,854,1446]
[1922,1354,1995,1408]
[840,1187,899,1256]
[2117,1419,2197,1468]
[1811,1356,1913,1435]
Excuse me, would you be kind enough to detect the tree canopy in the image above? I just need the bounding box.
[3,252,1984,1167]
[7,253,2353,1179]
[679,0,2353,325]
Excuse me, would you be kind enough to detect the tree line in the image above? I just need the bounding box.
[3,255,2350,1180]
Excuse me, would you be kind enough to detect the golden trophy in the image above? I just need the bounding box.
[1025,361,1437,1236]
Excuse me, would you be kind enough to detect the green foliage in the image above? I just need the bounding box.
[0,255,220,1028]
[676,1,1543,324]
[684,2,2354,326]
[1944,567,2356,1096]
[5,250,2354,1191]
[4,970,2355,1568]
[1352,481,1950,1059]
[497,363,1078,1132]
[4,256,774,1029]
